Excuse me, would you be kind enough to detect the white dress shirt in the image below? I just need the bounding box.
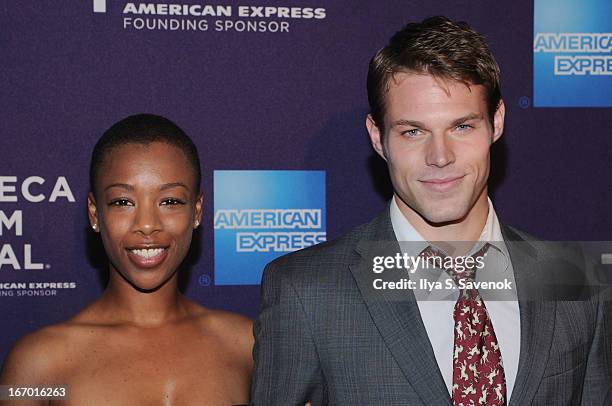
[389,196,521,400]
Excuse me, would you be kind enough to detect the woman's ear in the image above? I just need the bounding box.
[194,192,203,229]
[88,192,100,232]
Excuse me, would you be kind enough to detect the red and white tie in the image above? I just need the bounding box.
[422,244,507,406]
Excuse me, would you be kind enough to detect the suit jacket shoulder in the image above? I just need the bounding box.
[265,208,391,275]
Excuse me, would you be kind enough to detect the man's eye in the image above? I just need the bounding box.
[402,129,421,137]
[109,199,133,207]
[161,198,185,206]
[456,124,473,131]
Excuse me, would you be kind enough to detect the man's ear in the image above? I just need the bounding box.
[87,192,100,232]
[194,191,203,229]
[366,114,387,161]
[492,99,505,143]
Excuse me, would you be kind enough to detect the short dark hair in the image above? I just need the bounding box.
[367,16,502,134]
[90,114,201,195]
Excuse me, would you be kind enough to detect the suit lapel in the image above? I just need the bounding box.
[502,226,557,406]
[349,209,452,405]
[348,215,558,405]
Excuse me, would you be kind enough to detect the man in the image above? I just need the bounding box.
[252,17,611,405]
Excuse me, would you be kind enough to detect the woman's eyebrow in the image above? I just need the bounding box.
[160,182,189,191]
[105,183,133,192]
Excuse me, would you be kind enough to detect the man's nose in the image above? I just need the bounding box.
[425,134,455,168]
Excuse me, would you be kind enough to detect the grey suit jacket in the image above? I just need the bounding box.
[251,208,612,405]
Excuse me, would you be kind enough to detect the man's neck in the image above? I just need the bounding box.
[395,192,489,243]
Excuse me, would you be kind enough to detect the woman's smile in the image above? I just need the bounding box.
[126,246,169,269]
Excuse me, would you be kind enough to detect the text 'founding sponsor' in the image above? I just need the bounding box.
[122,3,326,33]
[534,33,612,75]
[214,209,326,252]
[0,282,77,297]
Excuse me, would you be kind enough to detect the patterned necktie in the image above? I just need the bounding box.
[421,244,507,406]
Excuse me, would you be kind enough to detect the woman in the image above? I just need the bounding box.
[0,114,253,405]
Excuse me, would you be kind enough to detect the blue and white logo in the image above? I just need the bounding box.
[213,170,326,285]
[534,0,612,107]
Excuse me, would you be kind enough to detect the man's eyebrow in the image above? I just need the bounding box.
[160,182,189,191]
[451,113,483,127]
[391,119,427,128]
[104,183,134,192]
[391,114,484,129]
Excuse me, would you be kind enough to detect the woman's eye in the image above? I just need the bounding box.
[161,198,185,206]
[109,199,133,207]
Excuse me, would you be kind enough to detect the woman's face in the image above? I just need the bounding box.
[88,142,202,291]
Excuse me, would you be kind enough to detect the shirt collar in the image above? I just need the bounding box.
[390,195,508,263]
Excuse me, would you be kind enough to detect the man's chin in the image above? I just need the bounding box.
[396,193,473,226]
[419,206,468,227]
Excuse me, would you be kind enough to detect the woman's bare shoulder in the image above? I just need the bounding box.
[182,299,254,356]
[210,309,253,342]
[184,300,253,336]
[0,302,113,385]
[0,320,81,384]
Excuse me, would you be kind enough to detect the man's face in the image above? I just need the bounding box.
[367,72,505,226]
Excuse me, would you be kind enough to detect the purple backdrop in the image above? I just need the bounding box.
[1,0,611,363]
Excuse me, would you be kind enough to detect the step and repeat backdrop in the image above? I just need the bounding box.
[1,0,611,362]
